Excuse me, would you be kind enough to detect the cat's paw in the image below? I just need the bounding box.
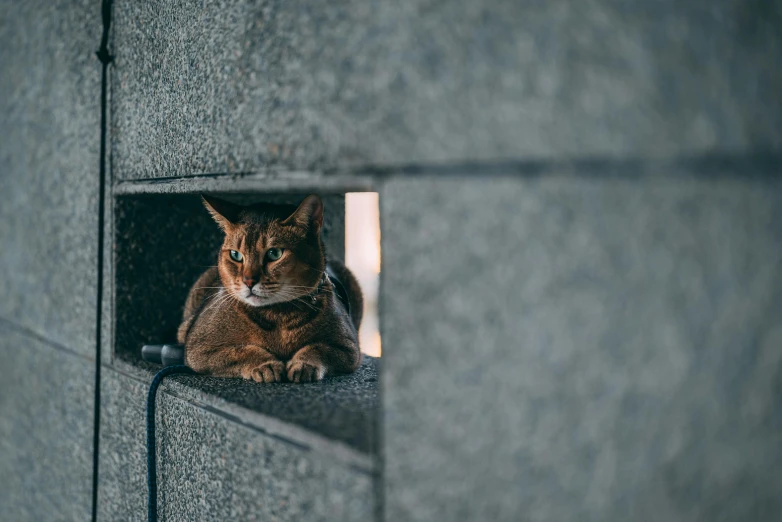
[286,361,325,383]
[247,361,285,383]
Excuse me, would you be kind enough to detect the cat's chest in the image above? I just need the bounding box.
[245,316,314,357]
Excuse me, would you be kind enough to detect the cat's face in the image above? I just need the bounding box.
[203,195,326,307]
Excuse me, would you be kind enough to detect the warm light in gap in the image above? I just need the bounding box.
[345,192,381,357]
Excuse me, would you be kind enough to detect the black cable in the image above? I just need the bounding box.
[147,365,196,522]
[91,1,113,521]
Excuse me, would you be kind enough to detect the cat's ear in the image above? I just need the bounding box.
[202,195,242,231]
[282,194,323,230]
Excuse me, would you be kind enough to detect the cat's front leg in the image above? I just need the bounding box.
[242,359,286,383]
[286,342,361,383]
[187,343,285,383]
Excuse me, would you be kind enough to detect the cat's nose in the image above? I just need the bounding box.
[243,277,257,289]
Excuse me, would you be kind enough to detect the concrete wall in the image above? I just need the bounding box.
[112,0,782,178]
[1,0,781,521]
[381,175,782,521]
[375,3,782,519]
[0,0,99,518]
[97,368,375,521]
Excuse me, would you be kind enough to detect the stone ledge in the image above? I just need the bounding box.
[112,170,375,196]
[111,153,782,198]
[98,367,376,521]
[109,355,379,472]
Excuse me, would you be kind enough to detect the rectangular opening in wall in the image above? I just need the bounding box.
[112,190,381,455]
[113,192,363,364]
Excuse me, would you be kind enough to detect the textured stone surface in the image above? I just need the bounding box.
[112,0,782,180]
[97,368,148,521]
[380,175,782,522]
[98,368,375,521]
[113,355,378,455]
[113,193,345,363]
[0,0,100,354]
[113,172,375,196]
[163,356,378,454]
[0,323,94,522]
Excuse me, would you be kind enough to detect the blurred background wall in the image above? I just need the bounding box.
[1,1,781,521]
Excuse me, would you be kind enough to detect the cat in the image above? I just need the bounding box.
[177,194,363,383]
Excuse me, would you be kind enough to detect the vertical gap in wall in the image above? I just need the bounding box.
[92,1,113,521]
[345,191,384,521]
[345,192,382,357]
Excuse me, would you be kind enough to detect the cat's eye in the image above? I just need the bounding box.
[266,248,284,261]
[229,250,244,262]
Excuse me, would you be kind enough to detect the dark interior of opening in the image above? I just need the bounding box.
[113,193,346,365]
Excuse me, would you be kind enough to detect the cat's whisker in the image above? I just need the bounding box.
[286,297,320,312]
[204,294,220,303]
[214,296,236,313]
[277,285,337,293]
[271,290,354,317]
[272,290,322,309]
[203,290,226,303]
[203,290,235,314]
[272,287,350,310]
[280,297,304,311]
[202,296,224,314]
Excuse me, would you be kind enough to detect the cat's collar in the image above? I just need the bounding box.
[302,273,329,303]
[294,267,351,317]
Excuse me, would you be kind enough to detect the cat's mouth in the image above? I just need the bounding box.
[244,294,265,306]
[238,283,310,307]
[242,287,269,306]
[250,287,271,298]
[238,285,278,307]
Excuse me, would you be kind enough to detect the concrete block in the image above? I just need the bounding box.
[0,323,94,521]
[0,0,101,355]
[112,0,782,180]
[380,174,782,521]
[98,368,375,521]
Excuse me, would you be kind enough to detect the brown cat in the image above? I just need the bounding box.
[177,194,363,383]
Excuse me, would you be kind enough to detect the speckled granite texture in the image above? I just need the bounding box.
[98,368,375,522]
[111,0,782,180]
[0,0,101,355]
[113,193,344,363]
[163,356,379,454]
[0,324,94,522]
[381,175,782,522]
[113,355,378,456]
